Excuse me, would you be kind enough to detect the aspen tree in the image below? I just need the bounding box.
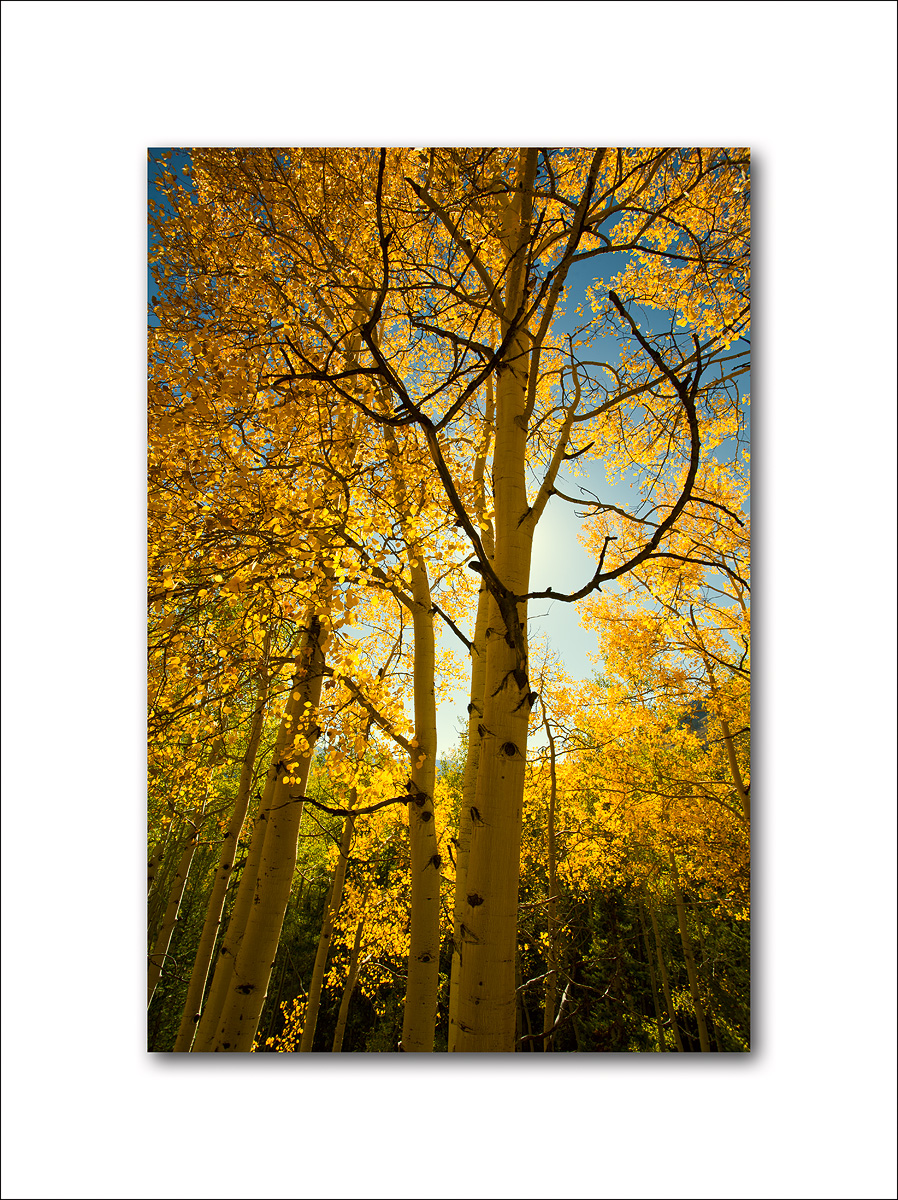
[650,904,685,1052]
[332,885,369,1053]
[541,713,559,1051]
[669,851,711,1052]
[448,378,494,1050]
[691,620,751,825]
[448,150,542,1050]
[398,565,440,1049]
[173,632,272,1050]
[299,807,356,1052]
[377,422,442,1051]
[193,618,326,1052]
[148,816,203,1008]
[447,578,490,1050]
[147,834,169,896]
[638,903,667,1051]
[451,149,607,1050]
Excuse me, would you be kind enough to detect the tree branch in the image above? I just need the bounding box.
[430,601,472,652]
[523,292,702,604]
[274,792,415,818]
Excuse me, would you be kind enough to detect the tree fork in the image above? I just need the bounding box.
[453,150,539,1051]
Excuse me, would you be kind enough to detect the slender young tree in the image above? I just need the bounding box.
[539,710,560,1051]
[148,815,203,1008]
[173,632,272,1050]
[649,903,684,1052]
[193,616,327,1052]
[669,850,711,1052]
[638,902,667,1051]
[332,884,370,1053]
[299,805,357,1052]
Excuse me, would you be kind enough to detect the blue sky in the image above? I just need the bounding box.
[147,147,190,327]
